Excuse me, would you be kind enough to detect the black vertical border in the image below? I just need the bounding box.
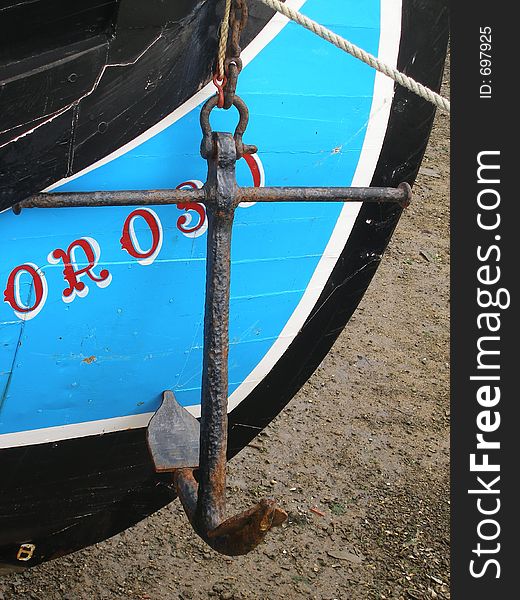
[451,3,516,597]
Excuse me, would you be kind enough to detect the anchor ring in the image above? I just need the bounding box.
[200,95,258,159]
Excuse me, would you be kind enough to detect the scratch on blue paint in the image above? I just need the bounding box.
[0,295,29,415]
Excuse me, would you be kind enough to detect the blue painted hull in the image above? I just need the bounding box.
[1,0,384,445]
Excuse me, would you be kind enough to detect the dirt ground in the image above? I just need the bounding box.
[0,64,450,600]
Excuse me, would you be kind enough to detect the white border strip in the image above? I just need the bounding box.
[0,0,401,449]
[228,0,401,411]
[0,413,155,448]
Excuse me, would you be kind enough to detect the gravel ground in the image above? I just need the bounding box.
[1,61,450,600]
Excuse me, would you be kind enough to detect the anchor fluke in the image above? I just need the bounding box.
[146,391,200,471]
[147,388,287,556]
[174,468,287,556]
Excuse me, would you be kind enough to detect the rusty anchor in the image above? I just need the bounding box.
[147,97,288,556]
[16,95,412,556]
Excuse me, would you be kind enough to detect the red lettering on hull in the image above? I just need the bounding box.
[48,237,111,303]
[2,156,267,319]
[3,263,48,320]
[121,208,163,265]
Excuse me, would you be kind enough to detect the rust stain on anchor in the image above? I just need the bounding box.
[175,468,287,556]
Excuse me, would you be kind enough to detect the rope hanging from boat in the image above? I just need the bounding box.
[216,0,233,82]
[255,0,451,113]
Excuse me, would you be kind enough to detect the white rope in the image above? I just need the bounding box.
[256,0,450,113]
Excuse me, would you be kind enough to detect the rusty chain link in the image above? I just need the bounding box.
[228,0,248,58]
[214,0,249,109]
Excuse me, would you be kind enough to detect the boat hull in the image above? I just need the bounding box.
[0,0,448,569]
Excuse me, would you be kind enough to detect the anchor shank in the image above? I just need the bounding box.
[196,132,239,534]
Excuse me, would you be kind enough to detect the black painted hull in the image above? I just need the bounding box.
[0,0,277,210]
